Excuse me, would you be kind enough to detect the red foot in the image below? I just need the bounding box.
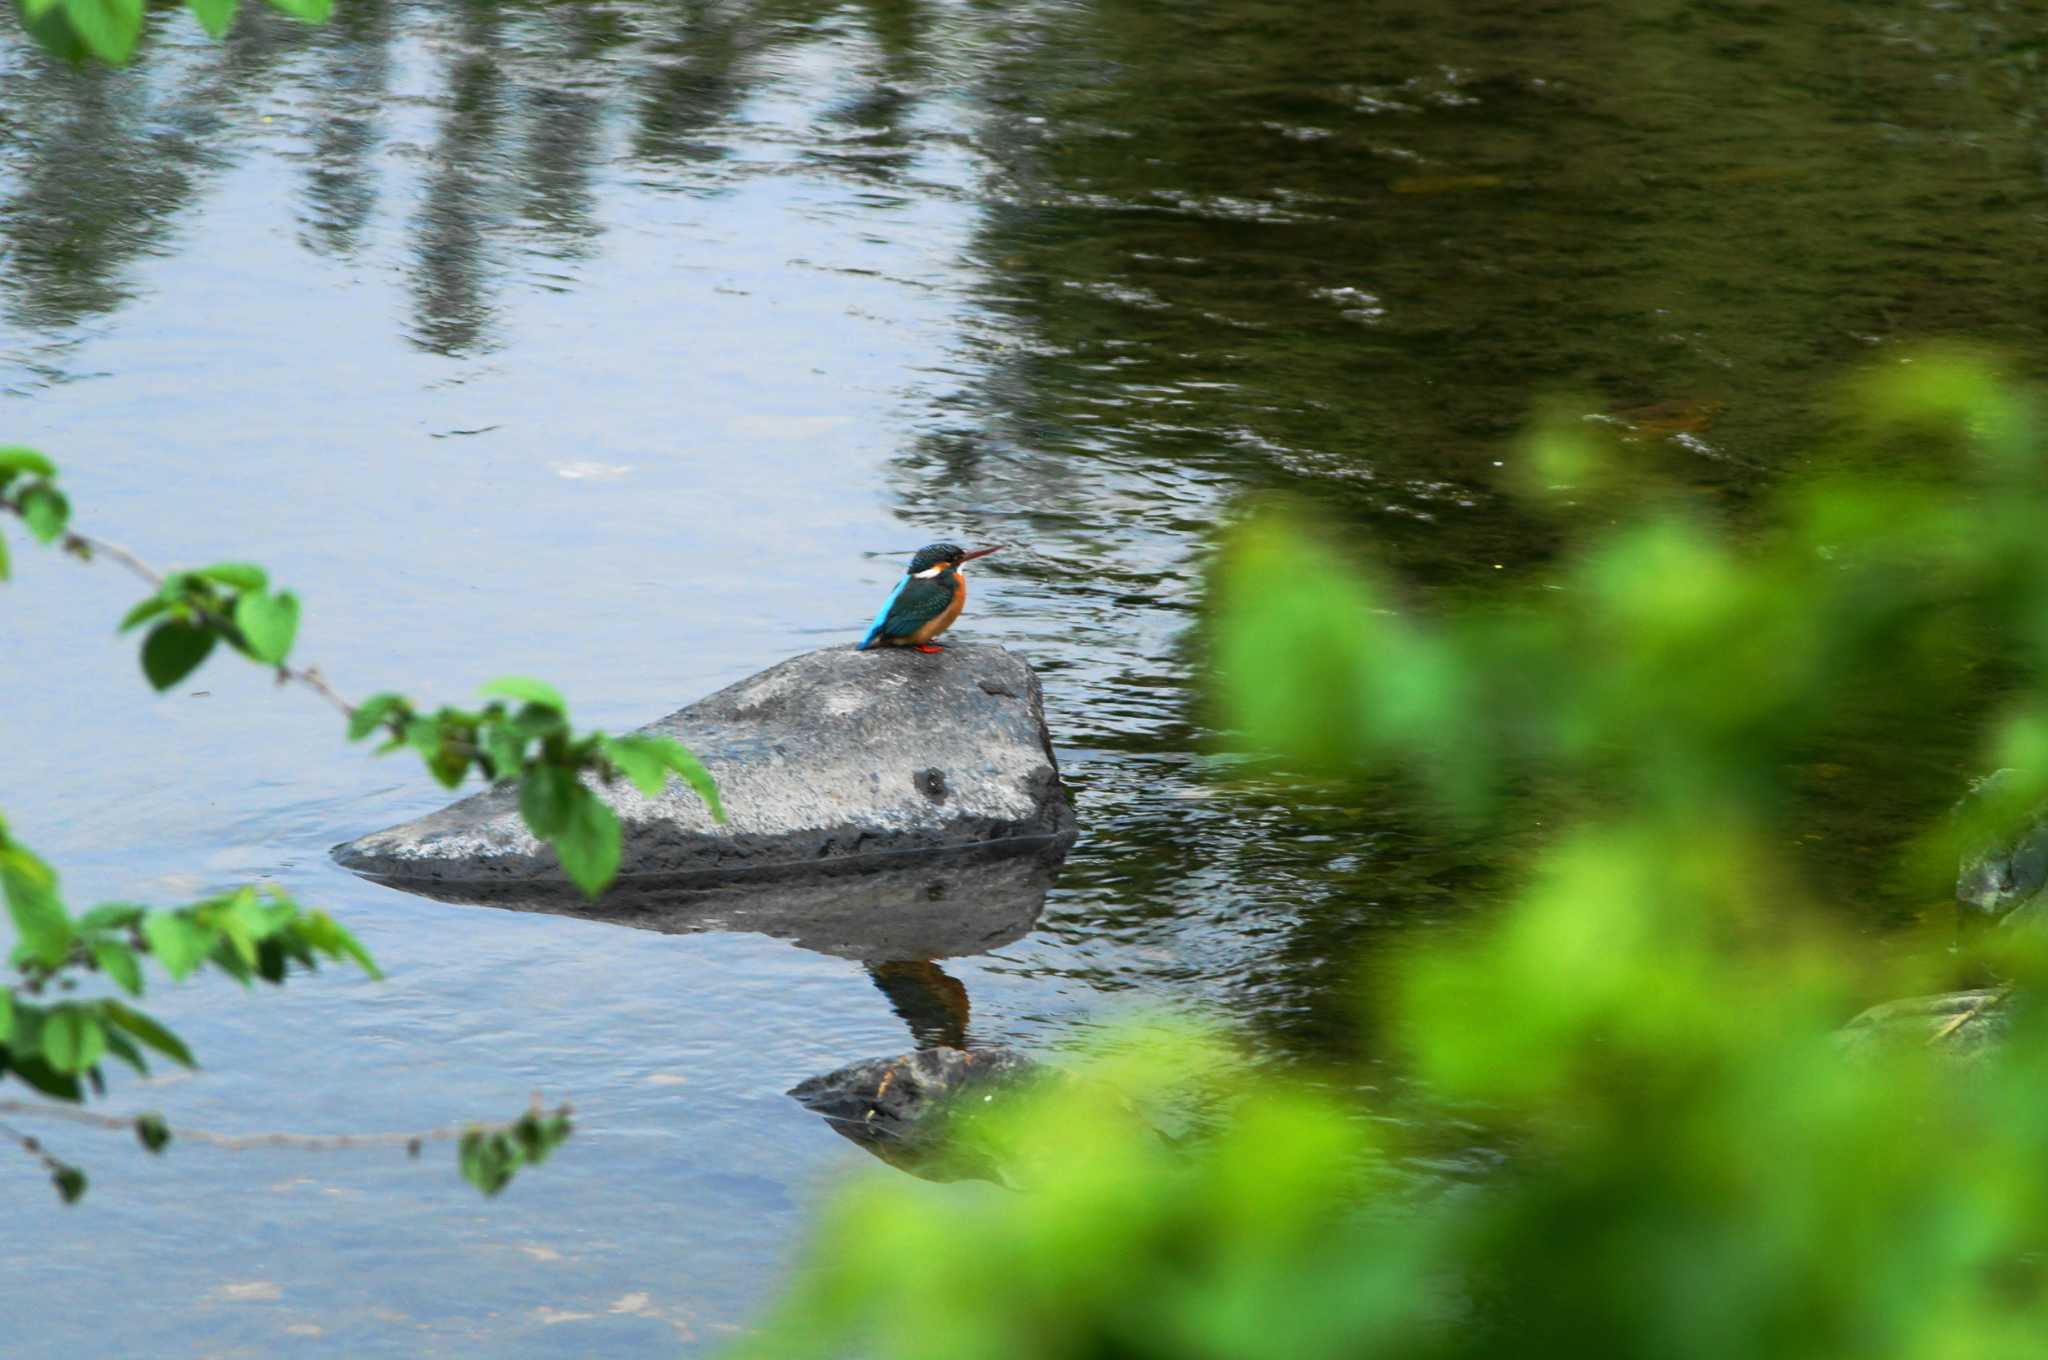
[915,644,946,654]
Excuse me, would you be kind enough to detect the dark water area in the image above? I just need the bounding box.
[4,0,2046,1351]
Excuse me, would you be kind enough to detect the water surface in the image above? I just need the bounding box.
[5,1,2047,1352]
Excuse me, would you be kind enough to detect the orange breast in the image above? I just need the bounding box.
[910,573,967,644]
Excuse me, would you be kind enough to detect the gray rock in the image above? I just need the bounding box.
[1954,768,2048,921]
[790,1045,1180,1186]
[789,1047,1043,1183]
[332,643,1074,891]
[1835,989,2011,1063]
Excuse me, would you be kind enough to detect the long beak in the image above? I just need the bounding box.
[959,545,1005,562]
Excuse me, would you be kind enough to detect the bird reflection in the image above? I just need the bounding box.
[866,959,971,1049]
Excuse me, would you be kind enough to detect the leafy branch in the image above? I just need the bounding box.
[0,444,719,1200]
[15,0,331,68]
[0,448,724,898]
[2,817,570,1201]
[0,1096,574,1200]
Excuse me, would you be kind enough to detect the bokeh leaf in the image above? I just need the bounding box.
[554,787,621,898]
[141,621,215,691]
[186,0,235,38]
[233,589,298,664]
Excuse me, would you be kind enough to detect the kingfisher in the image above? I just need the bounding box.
[857,542,1004,653]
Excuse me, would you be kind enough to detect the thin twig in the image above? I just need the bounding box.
[0,1117,75,1178]
[65,529,162,588]
[1929,983,2013,1045]
[0,1098,570,1152]
[47,523,360,718]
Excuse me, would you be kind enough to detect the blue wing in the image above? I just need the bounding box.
[857,575,910,650]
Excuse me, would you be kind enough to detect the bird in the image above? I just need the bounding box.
[857,542,1004,653]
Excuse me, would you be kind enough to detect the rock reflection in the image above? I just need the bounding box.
[375,832,1066,1180]
[363,839,1066,964]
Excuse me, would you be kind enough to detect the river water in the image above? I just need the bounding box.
[4,1,2046,1353]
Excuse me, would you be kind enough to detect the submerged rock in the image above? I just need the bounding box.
[332,643,1074,892]
[1835,989,2011,1063]
[1834,774,2048,1063]
[789,1047,1042,1184]
[1955,770,2048,935]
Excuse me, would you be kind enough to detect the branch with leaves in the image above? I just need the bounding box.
[3,816,573,1200]
[0,448,724,897]
[0,1095,573,1200]
[1,445,720,1200]
[15,0,332,67]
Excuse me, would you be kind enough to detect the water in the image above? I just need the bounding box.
[4,0,2047,1351]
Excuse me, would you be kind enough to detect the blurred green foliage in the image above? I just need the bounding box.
[13,0,327,66]
[746,353,2048,1357]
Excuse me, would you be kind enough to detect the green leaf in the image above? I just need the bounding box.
[141,910,213,981]
[554,787,622,899]
[602,735,722,820]
[213,886,273,969]
[348,692,410,741]
[100,1025,147,1076]
[0,843,56,895]
[91,941,144,996]
[5,874,73,969]
[0,531,10,584]
[480,676,567,714]
[429,744,470,789]
[601,736,670,798]
[208,937,254,985]
[506,705,568,741]
[117,595,169,632]
[7,1000,41,1052]
[19,484,69,544]
[141,620,216,691]
[19,1,89,62]
[40,1005,107,1074]
[0,989,13,1042]
[233,589,299,664]
[459,1129,512,1195]
[196,561,266,590]
[294,910,382,980]
[5,1049,83,1101]
[101,1000,195,1068]
[405,714,444,758]
[509,1109,571,1164]
[51,1164,87,1204]
[658,739,726,823]
[77,902,145,931]
[134,1111,172,1153]
[264,0,329,19]
[519,764,577,838]
[61,0,144,64]
[0,447,56,479]
[482,722,527,782]
[186,0,235,38]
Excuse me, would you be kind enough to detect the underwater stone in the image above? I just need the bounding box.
[789,1047,1043,1184]
[1954,768,2048,921]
